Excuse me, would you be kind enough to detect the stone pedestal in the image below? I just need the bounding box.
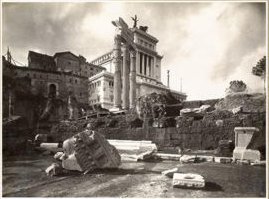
[112,36,122,109]
[233,127,260,162]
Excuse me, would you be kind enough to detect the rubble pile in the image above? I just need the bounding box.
[136,92,182,119]
[215,93,265,113]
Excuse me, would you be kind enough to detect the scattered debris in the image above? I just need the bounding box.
[35,134,50,144]
[45,163,63,176]
[154,153,182,161]
[180,155,195,163]
[162,168,180,178]
[180,104,212,118]
[120,150,156,162]
[231,106,243,114]
[173,173,205,189]
[214,157,233,164]
[197,155,214,162]
[250,160,266,166]
[54,152,65,161]
[180,155,198,164]
[236,159,250,165]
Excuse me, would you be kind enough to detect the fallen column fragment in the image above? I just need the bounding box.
[42,130,121,173]
[154,153,182,161]
[162,168,180,178]
[62,130,121,172]
[250,160,266,166]
[107,139,157,162]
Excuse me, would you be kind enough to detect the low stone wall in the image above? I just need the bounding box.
[98,112,265,151]
[48,111,265,152]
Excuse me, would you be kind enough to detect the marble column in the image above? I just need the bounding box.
[122,43,130,110]
[152,57,155,78]
[148,56,151,77]
[136,51,140,75]
[141,53,144,75]
[129,51,136,109]
[144,54,147,76]
[112,35,122,108]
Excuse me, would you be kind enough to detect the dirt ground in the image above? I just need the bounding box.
[2,154,266,197]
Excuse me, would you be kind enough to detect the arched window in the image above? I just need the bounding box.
[48,84,56,98]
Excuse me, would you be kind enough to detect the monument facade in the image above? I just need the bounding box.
[90,17,187,110]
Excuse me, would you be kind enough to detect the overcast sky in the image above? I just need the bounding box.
[2,2,266,100]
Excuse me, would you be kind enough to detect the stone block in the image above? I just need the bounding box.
[233,127,261,162]
[61,130,121,172]
[233,148,261,162]
[162,168,180,178]
[54,152,65,160]
[173,173,205,188]
[62,153,83,171]
[155,153,182,161]
[180,155,197,164]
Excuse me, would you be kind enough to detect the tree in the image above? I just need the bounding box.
[252,56,266,93]
[229,80,247,93]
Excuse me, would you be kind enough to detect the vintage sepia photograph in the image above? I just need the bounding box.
[1,1,268,197]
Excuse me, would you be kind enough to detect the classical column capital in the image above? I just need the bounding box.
[130,50,136,58]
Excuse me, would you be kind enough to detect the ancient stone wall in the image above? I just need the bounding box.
[48,111,265,152]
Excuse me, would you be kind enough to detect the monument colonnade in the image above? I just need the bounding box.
[112,35,137,110]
